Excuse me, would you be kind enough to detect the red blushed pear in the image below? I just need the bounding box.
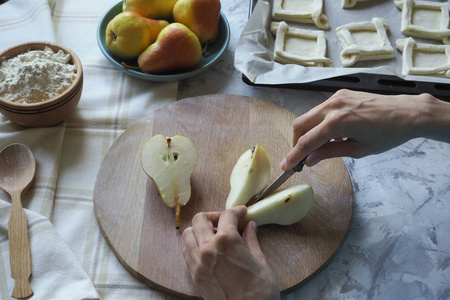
[173,0,221,45]
[106,11,169,60]
[137,23,202,74]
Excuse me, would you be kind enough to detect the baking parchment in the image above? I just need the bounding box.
[235,0,450,85]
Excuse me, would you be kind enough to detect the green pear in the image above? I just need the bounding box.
[241,184,314,227]
[225,144,271,209]
[173,0,221,45]
[106,11,169,60]
[141,135,198,229]
[137,23,202,74]
[123,0,178,19]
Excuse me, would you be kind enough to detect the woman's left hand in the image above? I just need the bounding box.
[182,206,280,300]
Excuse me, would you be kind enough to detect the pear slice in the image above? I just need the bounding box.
[141,135,198,229]
[241,184,314,227]
[225,144,271,209]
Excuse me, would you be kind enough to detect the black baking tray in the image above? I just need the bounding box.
[242,0,450,102]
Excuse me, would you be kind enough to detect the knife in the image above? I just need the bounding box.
[254,156,307,202]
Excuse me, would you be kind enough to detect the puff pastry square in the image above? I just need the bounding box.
[336,17,395,67]
[342,0,374,9]
[396,0,450,45]
[396,37,450,78]
[273,21,333,67]
[272,0,329,29]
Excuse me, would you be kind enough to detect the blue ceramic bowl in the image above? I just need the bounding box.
[97,1,230,82]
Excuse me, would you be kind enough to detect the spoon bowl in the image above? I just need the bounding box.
[0,144,36,192]
[0,143,35,299]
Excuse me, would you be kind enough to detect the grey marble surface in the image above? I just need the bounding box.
[178,1,450,299]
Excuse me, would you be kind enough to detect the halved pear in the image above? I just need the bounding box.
[141,135,198,229]
[225,144,271,209]
[241,184,314,227]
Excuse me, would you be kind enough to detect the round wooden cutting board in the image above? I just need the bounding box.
[94,94,353,298]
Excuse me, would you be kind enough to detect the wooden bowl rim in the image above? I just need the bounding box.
[0,41,83,110]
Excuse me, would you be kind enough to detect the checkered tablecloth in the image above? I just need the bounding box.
[0,0,180,298]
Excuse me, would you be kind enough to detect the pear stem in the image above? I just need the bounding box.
[175,201,181,230]
[121,62,141,71]
[202,42,209,55]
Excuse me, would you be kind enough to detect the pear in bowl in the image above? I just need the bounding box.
[173,0,221,45]
[137,23,202,74]
[105,11,168,60]
[123,0,178,19]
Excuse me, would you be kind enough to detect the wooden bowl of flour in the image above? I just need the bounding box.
[0,41,83,127]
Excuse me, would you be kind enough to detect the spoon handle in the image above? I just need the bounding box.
[8,190,33,299]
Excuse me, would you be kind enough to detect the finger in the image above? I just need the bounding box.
[242,221,267,265]
[283,121,337,170]
[216,206,247,236]
[182,246,194,270]
[306,139,362,166]
[292,106,327,148]
[291,90,354,149]
[192,212,220,245]
[182,227,199,254]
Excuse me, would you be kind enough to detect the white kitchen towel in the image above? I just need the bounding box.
[0,201,99,300]
[0,0,55,50]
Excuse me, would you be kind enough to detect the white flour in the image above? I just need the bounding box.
[0,46,77,104]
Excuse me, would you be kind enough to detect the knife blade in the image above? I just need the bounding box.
[254,156,307,202]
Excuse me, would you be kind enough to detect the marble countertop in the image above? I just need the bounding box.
[179,0,450,299]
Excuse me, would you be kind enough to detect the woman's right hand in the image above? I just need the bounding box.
[280,90,450,170]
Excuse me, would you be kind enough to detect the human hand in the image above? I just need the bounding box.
[182,206,280,300]
[280,90,442,170]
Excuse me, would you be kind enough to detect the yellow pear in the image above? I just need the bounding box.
[173,0,221,45]
[241,185,314,228]
[106,11,169,60]
[226,145,314,229]
[123,0,178,19]
[141,135,198,229]
[225,145,270,209]
[137,23,202,74]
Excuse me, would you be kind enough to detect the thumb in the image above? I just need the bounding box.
[242,221,267,265]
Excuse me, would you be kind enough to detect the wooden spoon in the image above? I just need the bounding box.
[0,143,35,299]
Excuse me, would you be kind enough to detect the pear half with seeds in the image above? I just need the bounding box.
[141,135,198,229]
[225,144,271,209]
[241,184,314,227]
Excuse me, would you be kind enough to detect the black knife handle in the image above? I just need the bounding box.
[293,156,307,173]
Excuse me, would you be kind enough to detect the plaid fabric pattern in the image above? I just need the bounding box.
[1,0,178,298]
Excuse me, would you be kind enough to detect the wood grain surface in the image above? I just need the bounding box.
[93,94,353,298]
[0,143,35,298]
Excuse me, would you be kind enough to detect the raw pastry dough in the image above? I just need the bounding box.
[396,0,450,45]
[273,21,333,67]
[396,37,450,78]
[336,17,395,67]
[342,0,374,9]
[270,21,282,36]
[272,0,329,30]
